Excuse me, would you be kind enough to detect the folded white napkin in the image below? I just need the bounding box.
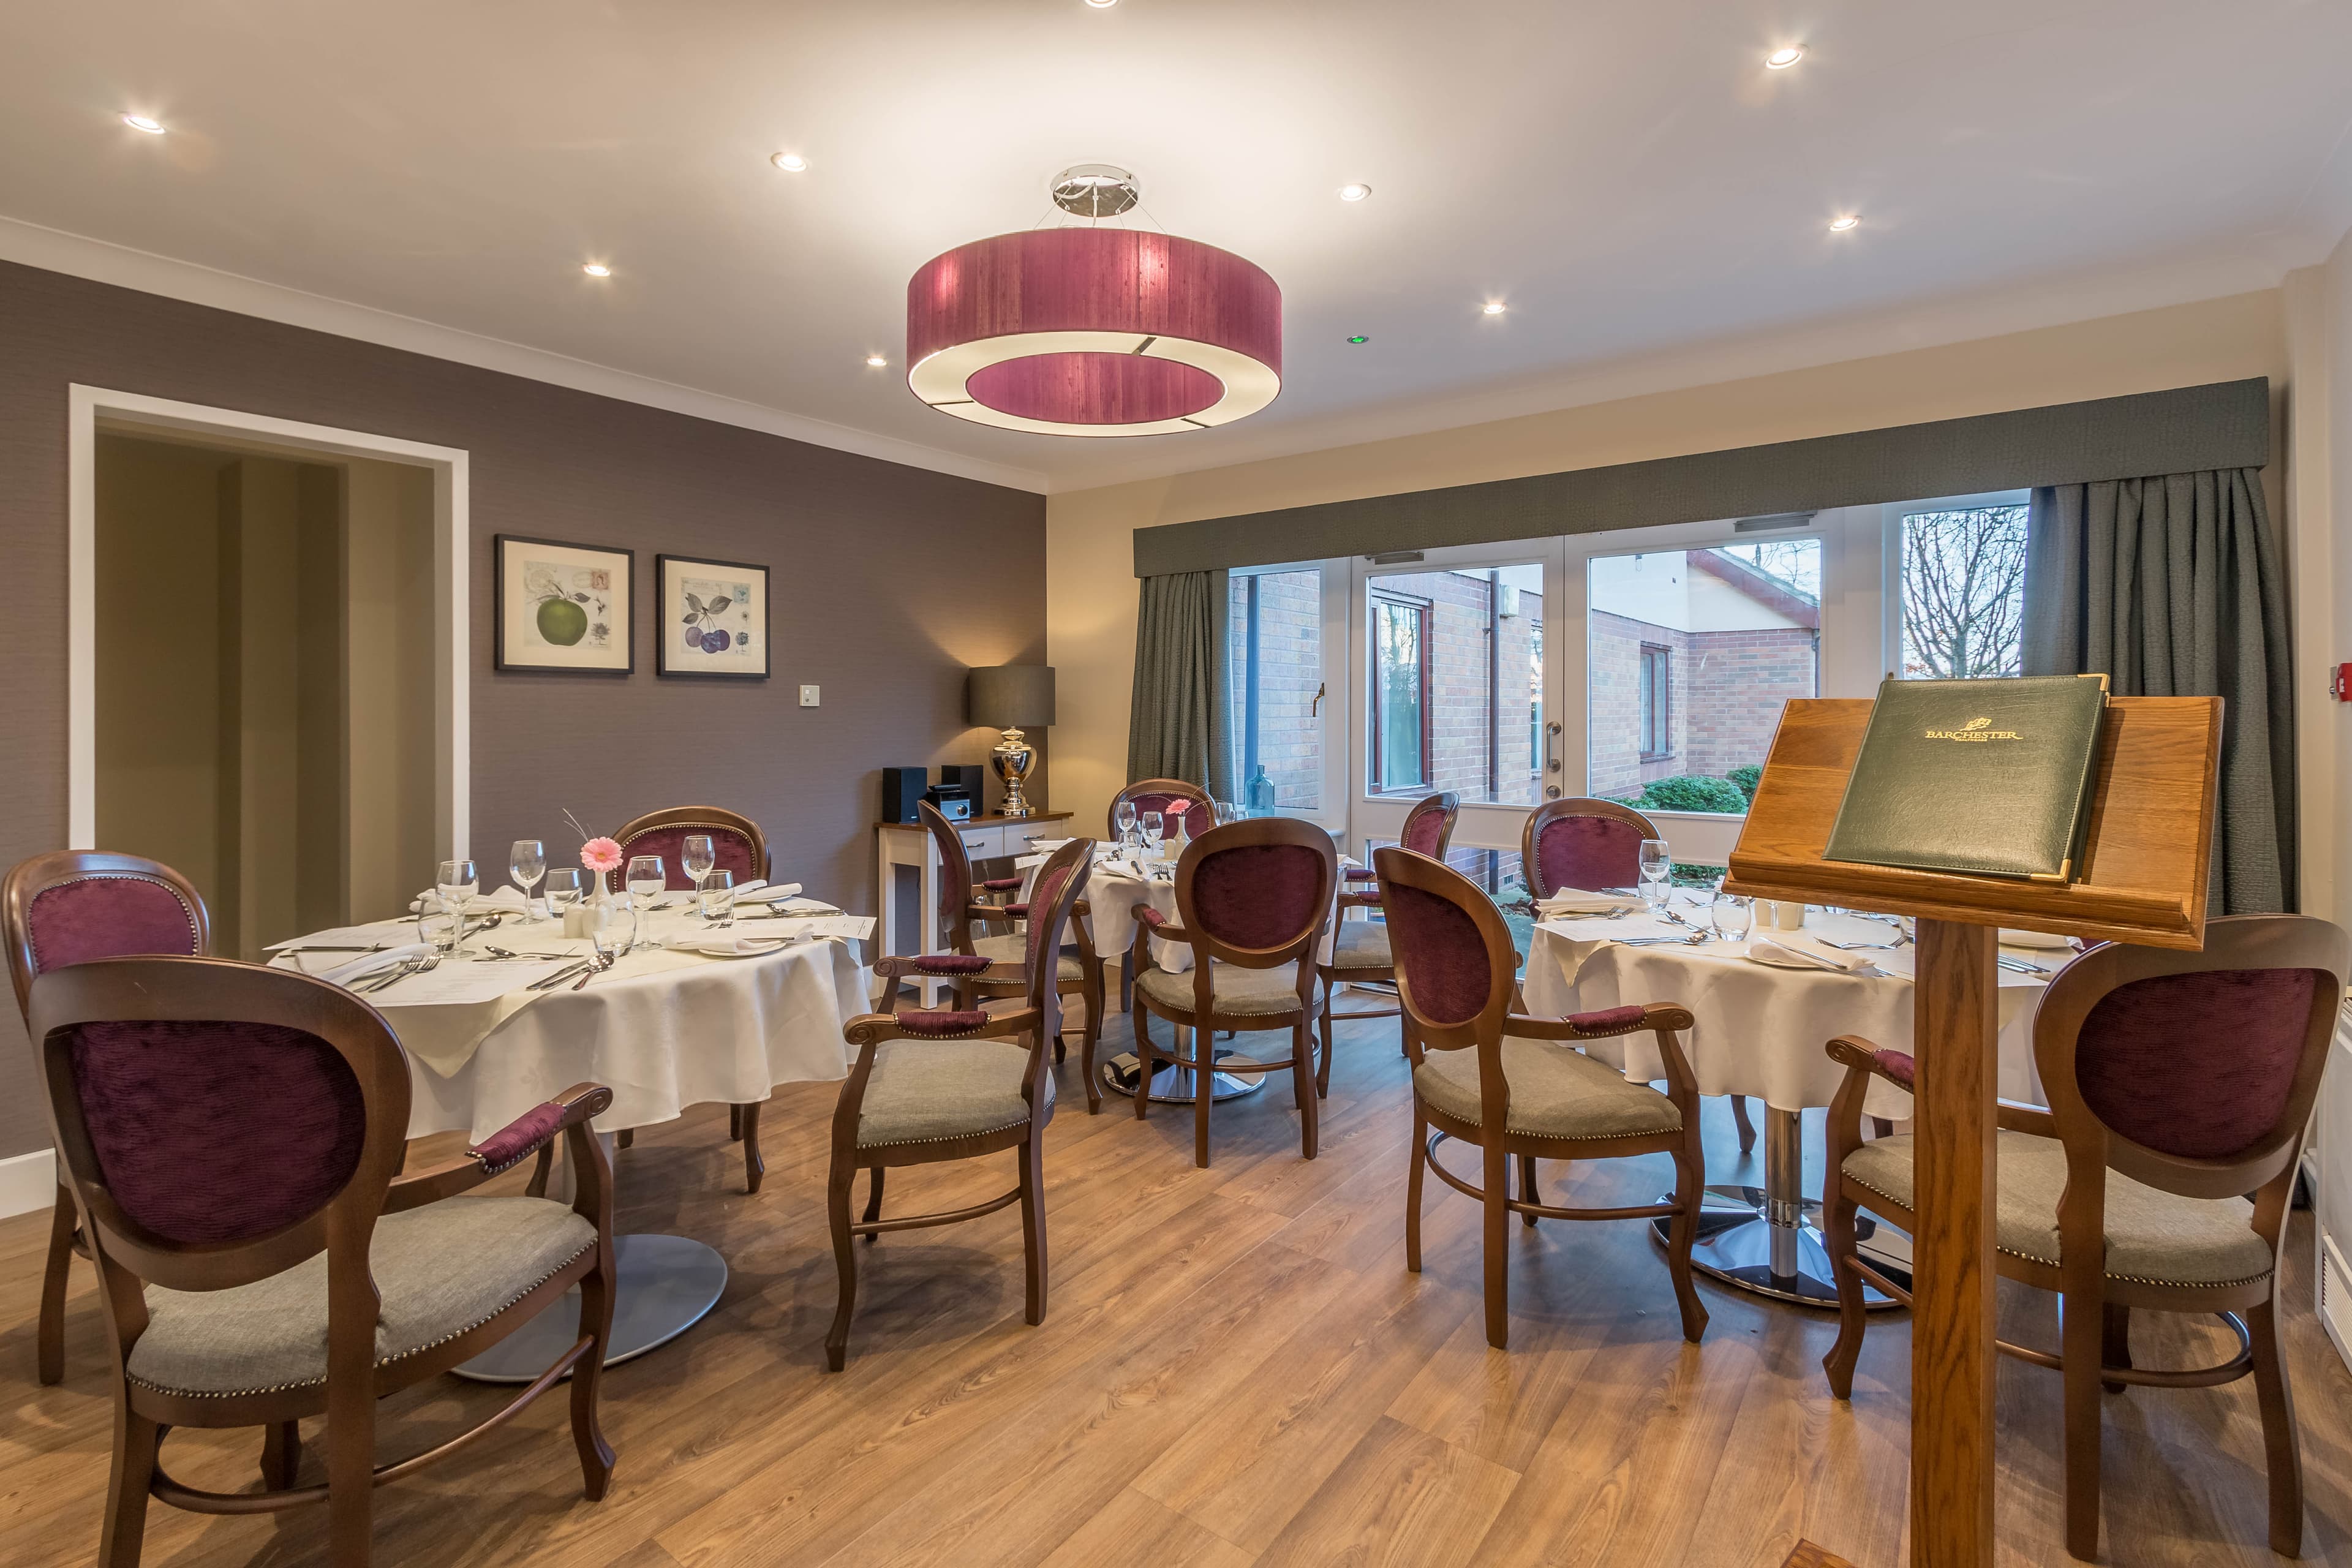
[1027,839,1074,853]
[735,881,806,905]
[1747,937,1876,973]
[1999,929,2071,950]
[320,943,432,987]
[664,933,790,959]
[1537,889,1642,916]
[408,885,528,916]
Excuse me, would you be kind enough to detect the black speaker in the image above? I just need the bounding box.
[940,764,987,804]
[881,767,927,824]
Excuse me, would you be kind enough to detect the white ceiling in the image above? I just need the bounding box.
[4,1,2351,494]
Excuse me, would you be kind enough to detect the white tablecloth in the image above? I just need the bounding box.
[1521,905,2056,1121]
[275,907,869,1141]
[1020,851,1348,974]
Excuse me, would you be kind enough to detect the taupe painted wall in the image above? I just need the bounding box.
[0,258,1046,1159]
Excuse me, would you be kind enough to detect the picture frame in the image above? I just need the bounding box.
[494,534,635,674]
[657,553,771,679]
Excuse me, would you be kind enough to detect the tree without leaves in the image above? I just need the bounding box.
[1901,507,2027,679]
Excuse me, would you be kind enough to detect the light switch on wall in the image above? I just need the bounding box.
[799,685,820,707]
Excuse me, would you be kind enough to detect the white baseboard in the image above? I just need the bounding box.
[0,1148,57,1219]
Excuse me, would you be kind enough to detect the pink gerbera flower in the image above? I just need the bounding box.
[581,837,625,874]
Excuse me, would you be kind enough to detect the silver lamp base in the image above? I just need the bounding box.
[992,728,1036,818]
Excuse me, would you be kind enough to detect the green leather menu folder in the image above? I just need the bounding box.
[1822,675,2109,883]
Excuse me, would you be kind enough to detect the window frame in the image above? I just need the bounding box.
[1366,589,1434,795]
[1228,559,1349,829]
[1879,488,2032,684]
[1637,642,1673,761]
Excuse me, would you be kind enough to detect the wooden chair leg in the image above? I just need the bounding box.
[1132,1002,1155,1121]
[740,1101,766,1194]
[327,1357,376,1566]
[1019,1134,1049,1327]
[1730,1095,1757,1155]
[1665,1133,1709,1344]
[262,1419,301,1490]
[615,1129,633,1151]
[1294,1020,1319,1159]
[570,1242,617,1498]
[1080,966,1106,1115]
[1518,1155,1540,1227]
[1405,1108,1428,1274]
[1482,1140,1510,1349]
[2060,1278,2106,1561]
[861,1166,886,1241]
[38,1185,73,1385]
[526,1144,553,1198]
[729,1104,744,1142]
[1192,1025,1215,1169]
[824,1158,859,1371]
[2100,1302,2132,1395]
[1316,984,1336,1099]
[2248,1295,2305,1556]
[99,1404,160,1568]
[1820,1185,1868,1399]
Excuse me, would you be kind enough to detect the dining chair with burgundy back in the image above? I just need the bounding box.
[1818,914,2350,1561]
[1378,846,1710,1351]
[1520,797,1758,1156]
[1314,791,1459,1094]
[605,805,772,1189]
[1129,816,1338,1168]
[29,955,619,1567]
[2,851,211,1387]
[825,839,1095,1370]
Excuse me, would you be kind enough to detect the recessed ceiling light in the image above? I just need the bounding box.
[1828,214,1859,232]
[1339,183,1371,203]
[1765,47,1804,69]
[1346,335,1369,344]
[1084,0,1118,7]
[121,113,165,134]
[582,262,612,277]
[1482,301,1506,316]
[771,152,807,173]
[865,355,888,368]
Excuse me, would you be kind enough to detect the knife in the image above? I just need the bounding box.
[528,960,592,991]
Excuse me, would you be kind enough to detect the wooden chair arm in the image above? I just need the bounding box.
[968,902,1022,925]
[1133,905,1193,944]
[1825,1034,1914,1088]
[386,1082,612,1212]
[1822,1035,1910,1175]
[1997,1099,2058,1137]
[1507,1002,1693,1041]
[843,1006,1043,1048]
[873,952,1006,980]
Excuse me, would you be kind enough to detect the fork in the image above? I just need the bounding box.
[358,956,426,994]
[571,951,618,990]
[1815,936,1909,952]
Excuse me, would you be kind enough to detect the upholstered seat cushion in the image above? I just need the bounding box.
[1413,1038,1683,1140]
[128,1197,595,1398]
[1842,1129,2274,1287]
[973,932,1083,982]
[1136,960,1308,1019]
[857,1038,1050,1149]
[1329,921,1392,971]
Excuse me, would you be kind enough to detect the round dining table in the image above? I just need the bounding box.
[1521,897,2059,1308]
[271,897,869,1378]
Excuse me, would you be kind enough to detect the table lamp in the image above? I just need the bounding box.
[968,664,1055,819]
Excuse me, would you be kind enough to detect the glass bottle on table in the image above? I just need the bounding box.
[1637,838,1672,916]
[509,840,545,920]
[682,834,716,896]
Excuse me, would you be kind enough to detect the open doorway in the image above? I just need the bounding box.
[70,389,470,962]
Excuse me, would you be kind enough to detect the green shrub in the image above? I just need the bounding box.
[1637,774,1749,815]
[1727,764,1763,802]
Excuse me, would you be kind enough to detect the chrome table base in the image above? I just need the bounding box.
[453,1232,729,1383]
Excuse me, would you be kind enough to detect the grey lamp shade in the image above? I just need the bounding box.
[968,665,1055,730]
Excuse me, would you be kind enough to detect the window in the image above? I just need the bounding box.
[1638,644,1671,758]
[1368,592,1430,792]
[1895,502,2027,679]
[1229,568,1324,811]
[1587,539,1820,815]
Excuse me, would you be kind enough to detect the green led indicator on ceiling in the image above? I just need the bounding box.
[1346,334,1369,344]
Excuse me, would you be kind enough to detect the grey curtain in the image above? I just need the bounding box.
[2022,470,2293,913]
[1126,569,1234,796]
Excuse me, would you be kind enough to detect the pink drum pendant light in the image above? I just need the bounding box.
[907,169,1281,437]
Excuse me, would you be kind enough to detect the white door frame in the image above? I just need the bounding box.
[67,385,470,860]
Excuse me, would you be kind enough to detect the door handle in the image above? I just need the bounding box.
[1545,718,1563,775]
[1310,680,1326,717]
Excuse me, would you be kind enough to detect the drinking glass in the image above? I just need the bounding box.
[698,869,736,924]
[592,903,637,964]
[1712,892,1754,943]
[1113,800,1139,850]
[626,854,666,909]
[544,867,585,919]
[1637,839,1672,914]
[682,834,717,893]
[1140,810,1164,857]
[417,905,463,956]
[509,840,545,919]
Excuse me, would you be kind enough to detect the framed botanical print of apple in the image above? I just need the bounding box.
[657,554,770,679]
[495,534,634,674]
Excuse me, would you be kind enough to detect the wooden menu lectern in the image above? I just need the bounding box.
[1725,696,2222,1568]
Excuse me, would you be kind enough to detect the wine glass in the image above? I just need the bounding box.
[1113,800,1138,851]
[591,903,637,967]
[509,840,545,919]
[417,904,463,956]
[1140,810,1164,858]
[436,858,478,907]
[698,869,736,925]
[682,834,717,895]
[626,854,666,908]
[1712,891,1754,944]
[544,867,585,921]
[1637,839,1672,916]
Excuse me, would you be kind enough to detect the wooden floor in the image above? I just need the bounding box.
[4,1008,2349,1567]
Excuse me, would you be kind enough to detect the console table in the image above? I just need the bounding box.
[875,810,1075,1005]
